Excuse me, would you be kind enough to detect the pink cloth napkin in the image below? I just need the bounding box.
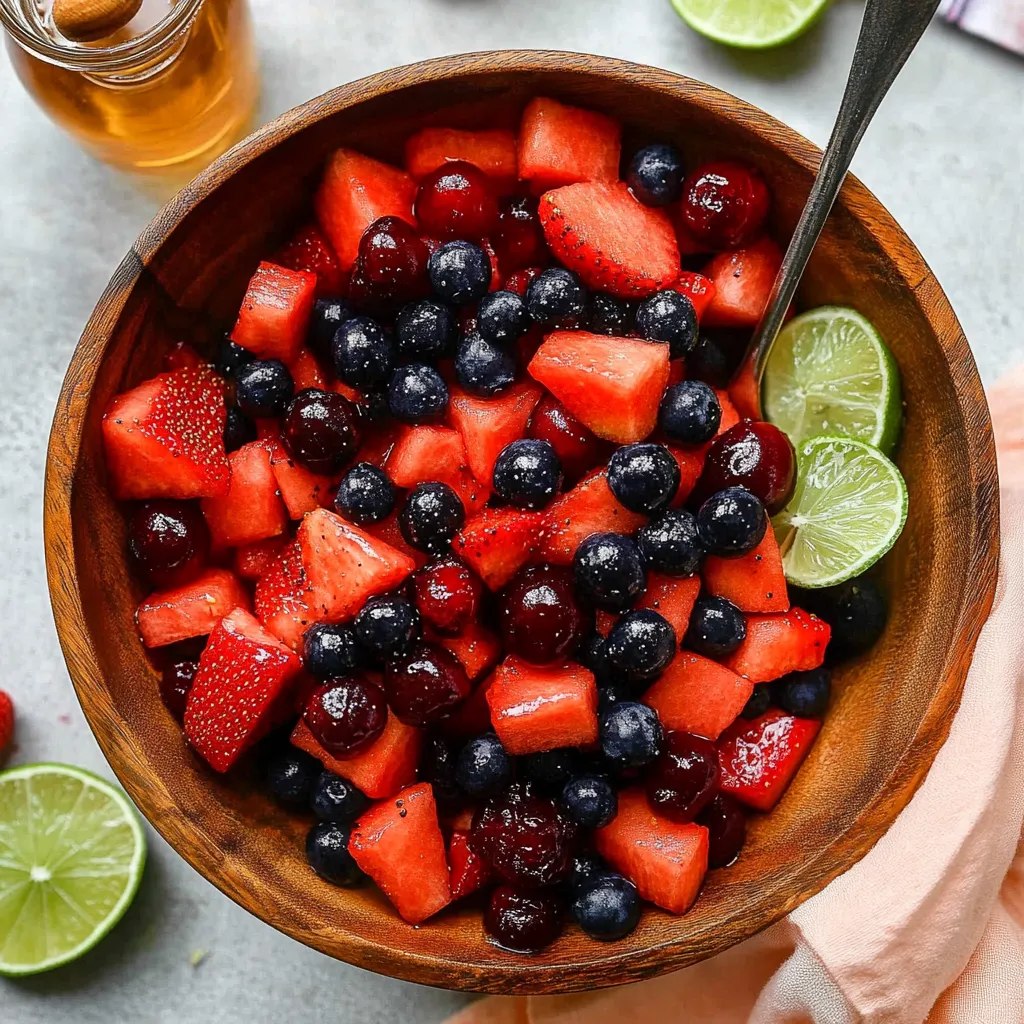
[940,0,1024,54]
[451,366,1024,1024]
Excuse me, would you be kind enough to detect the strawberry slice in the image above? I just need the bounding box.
[385,424,490,515]
[643,652,754,741]
[184,608,302,773]
[717,710,821,812]
[723,608,830,683]
[234,536,287,581]
[273,223,346,298]
[231,261,318,362]
[702,237,783,328]
[428,622,502,682]
[636,573,701,639]
[529,331,670,443]
[539,182,680,298]
[102,367,229,501]
[200,441,288,548]
[163,341,205,372]
[595,788,708,915]
[137,568,249,648]
[449,829,495,900]
[703,531,789,613]
[672,271,717,322]
[349,783,452,924]
[298,508,417,623]
[453,506,547,590]
[254,540,313,651]
[405,127,519,187]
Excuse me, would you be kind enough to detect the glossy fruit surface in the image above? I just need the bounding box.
[399,482,466,554]
[635,290,698,359]
[383,641,471,725]
[351,216,430,306]
[586,292,635,336]
[283,388,361,474]
[696,486,768,558]
[645,731,719,821]
[332,317,395,390]
[695,420,796,513]
[303,623,364,679]
[599,701,663,767]
[526,267,587,326]
[637,509,704,577]
[560,775,617,829]
[606,443,680,514]
[485,886,565,953]
[335,462,395,525]
[456,732,513,798]
[454,331,517,396]
[306,822,363,887]
[387,363,449,423]
[492,439,562,509]
[573,533,646,612]
[412,557,481,636]
[304,677,388,756]
[159,657,198,720]
[310,770,370,823]
[477,290,531,345]
[498,564,589,665]
[571,872,641,940]
[395,298,456,359]
[658,380,722,445]
[264,749,319,807]
[685,596,747,658]
[627,143,684,207]
[681,160,770,250]
[354,594,421,660]
[527,395,604,483]
[415,160,499,239]
[493,195,548,270]
[699,793,747,868]
[427,241,492,305]
[128,501,209,585]
[235,359,295,418]
[605,610,677,683]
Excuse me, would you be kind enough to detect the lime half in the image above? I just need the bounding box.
[670,0,832,48]
[0,764,146,976]
[774,436,908,588]
[763,306,902,455]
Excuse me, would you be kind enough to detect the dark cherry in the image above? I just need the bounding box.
[493,195,548,271]
[411,557,482,636]
[303,677,388,757]
[645,731,720,823]
[127,500,209,586]
[349,216,430,310]
[159,659,198,721]
[415,161,499,240]
[469,784,577,888]
[485,886,565,953]
[498,564,590,666]
[419,734,463,813]
[681,160,771,250]
[382,641,472,726]
[693,419,796,513]
[282,388,362,474]
[699,793,748,868]
[527,394,605,483]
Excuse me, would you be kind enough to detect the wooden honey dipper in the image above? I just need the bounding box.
[52,0,144,42]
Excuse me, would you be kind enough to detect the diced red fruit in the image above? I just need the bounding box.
[254,540,313,652]
[726,360,759,422]
[349,783,452,924]
[304,677,387,756]
[486,657,598,755]
[518,97,621,192]
[359,510,428,569]
[449,830,494,900]
[230,261,318,363]
[502,266,544,297]
[636,573,701,640]
[348,216,431,310]
[415,160,499,240]
[429,621,502,682]
[385,424,490,515]
[137,568,250,649]
[273,222,347,298]
[702,237,783,329]
[291,711,422,799]
[681,160,771,251]
[234,536,287,581]
[527,393,606,483]
[665,446,705,508]
[383,641,472,726]
[356,419,403,469]
[0,690,15,756]
[102,367,229,501]
[439,672,496,738]
[493,196,549,272]
[184,608,302,772]
[127,500,209,588]
[263,437,335,519]
[723,608,830,683]
[672,272,717,322]
[671,212,714,256]
[404,127,518,185]
[164,341,204,371]
[703,531,789,613]
[499,564,590,666]
[314,148,417,272]
[713,389,742,438]
[447,380,544,485]
[529,331,671,444]
[717,710,821,812]
[668,360,687,388]
[200,442,288,548]
[454,506,548,590]
[287,347,328,391]
[643,652,754,741]
[539,182,680,299]
[412,558,482,636]
[595,788,709,915]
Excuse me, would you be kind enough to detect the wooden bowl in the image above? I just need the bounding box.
[43,52,999,994]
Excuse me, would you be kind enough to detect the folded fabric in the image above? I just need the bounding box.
[939,0,1024,54]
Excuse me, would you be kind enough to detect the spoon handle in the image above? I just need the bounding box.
[743,0,942,404]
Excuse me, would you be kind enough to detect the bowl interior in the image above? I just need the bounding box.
[44,53,998,994]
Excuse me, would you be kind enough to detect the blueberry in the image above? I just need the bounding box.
[456,733,513,798]
[310,770,370,823]
[688,329,749,389]
[399,481,466,554]
[814,578,888,658]
[428,240,492,305]
[353,594,421,659]
[419,735,463,812]
[264,749,319,806]
[520,748,582,796]
[303,623,364,679]
[773,668,831,718]
[627,143,685,207]
[598,681,632,714]
[214,336,255,379]
[334,462,395,525]
[685,596,746,659]
[478,290,531,345]
[223,406,257,453]
[560,775,617,829]
[492,439,562,509]
[454,330,517,396]
[579,631,614,686]
[332,316,394,389]
[306,822,363,887]
[637,509,704,577]
[395,298,456,359]
[606,443,680,514]
[308,297,353,363]
[387,363,449,423]
[526,267,587,325]
[636,290,698,359]
[587,292,635,336]
[571,872,641,941]
[658,380,722,445]
[741,683,771,719]
[696,487,767,558]
[573,534,646,612]
[600,702,663,767]
[568,851,607,895]
[235,359,295,418]
[605,610,677,684]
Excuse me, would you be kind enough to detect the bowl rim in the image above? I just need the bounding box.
[43,50,1000,994]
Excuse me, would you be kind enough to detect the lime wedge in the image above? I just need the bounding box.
[763,306,902,456]
[774,436,908,588]
[0,764,146,976]
[670,0,832,48]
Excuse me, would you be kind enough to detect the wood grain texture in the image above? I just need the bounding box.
[43,52,999,994]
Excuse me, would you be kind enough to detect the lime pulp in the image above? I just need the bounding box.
[670,0,833,49]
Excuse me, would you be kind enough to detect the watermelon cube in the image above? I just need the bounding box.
[636,573,701,640]
[230,261,318,362]
[137,568,249,648]
[703,531,789,613]
[453,506,547,590]
[405,127,518,186]
[286,347,328,392]
[358,510,428,570]
[264,437,336,519]
[385,424,490,515]
[273,222,347,299]
[449,829,494,900]
[200,441,288,548]
[234,536,287,581]
[672,272,717,322]
[724,608,830,683]
[666,446,706,508]
[254,540,313,651]
[428,622,502,682]
[702,237,783,329]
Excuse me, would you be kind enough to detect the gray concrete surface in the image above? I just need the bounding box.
[1,1,1022,1021]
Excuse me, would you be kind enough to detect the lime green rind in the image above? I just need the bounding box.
[670,0,833,49]
[0,763,146,977]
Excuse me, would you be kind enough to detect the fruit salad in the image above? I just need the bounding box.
[102,96,905,954]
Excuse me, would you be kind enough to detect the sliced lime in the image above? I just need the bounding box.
[763,306,902,456]
[773,436,908,588]
[0,764,146,976]
[669,0,832,49]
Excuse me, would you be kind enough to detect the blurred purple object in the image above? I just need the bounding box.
[939,0,1024,52]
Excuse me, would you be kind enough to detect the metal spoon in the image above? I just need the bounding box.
[736,0,942,417]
